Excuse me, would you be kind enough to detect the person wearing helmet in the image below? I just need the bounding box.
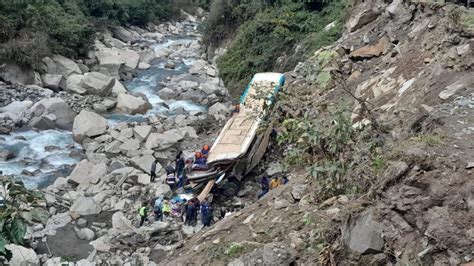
[193,151,207,170]
[201,144,210,158]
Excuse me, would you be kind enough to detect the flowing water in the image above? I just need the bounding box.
[0,22,207,188]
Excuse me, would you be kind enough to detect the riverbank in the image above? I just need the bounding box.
[1,13,237,264]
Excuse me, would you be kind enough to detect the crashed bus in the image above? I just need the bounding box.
[186,72,285,200]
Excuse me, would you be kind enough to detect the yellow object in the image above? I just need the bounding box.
[162,202,171,213]
[270,179,280,189]
[139,207,147,216]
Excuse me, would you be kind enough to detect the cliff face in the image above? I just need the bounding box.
[162,1,473,265]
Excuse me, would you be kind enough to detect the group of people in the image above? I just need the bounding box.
[150,145,212,191]
[138,196,214,228]
[257,175,288,199]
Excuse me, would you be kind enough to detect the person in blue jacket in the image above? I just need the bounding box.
[200,197,213,227]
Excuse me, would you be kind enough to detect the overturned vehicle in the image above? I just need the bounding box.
[186,72,285,200]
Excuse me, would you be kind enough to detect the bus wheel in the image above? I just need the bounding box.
[221,182,239,197]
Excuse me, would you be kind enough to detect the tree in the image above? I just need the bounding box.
[0,176,48,261]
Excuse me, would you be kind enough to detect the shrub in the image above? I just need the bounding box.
[216,1,348,97]
[1,31,50,67]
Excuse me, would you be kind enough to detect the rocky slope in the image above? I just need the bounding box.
[160,1,474,265]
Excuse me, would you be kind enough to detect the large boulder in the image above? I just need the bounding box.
[74,227,95,241]
[70,196,102,215]
[66,74,87,94]
[111,79,128,96]
[208,102,230,116]
[0,62,38,85]
[72,110,108,143]
[30,98,76,130]
[145,129,184,150]
[347,7,382,32]
[80,72,115,96]
[68,160,107,186]
[116,93,151,115]
[119,49,140,71]
[96,48,123,79]
[133,125,152,141]
[343,209,384,254]
[350,37,389,60]
[41,74,66,91]
[6,244,39,266]
[41,55,82,77]
[111,26,140,43]
[131,154,159,173]
[0,100,33,116]
[112,211,132,230]
[158,87,177,100]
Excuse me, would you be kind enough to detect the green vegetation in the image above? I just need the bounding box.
[0,0,198,67]
[0,176,48,261]
[205,0,349,97]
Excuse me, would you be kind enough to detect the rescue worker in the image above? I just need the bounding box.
[193,151,207,170]
[150,158,159,182]
[162,199,171,220]
[270,176,280,189]
[139,202,149,227]
[165,166,177,190]
[257,175,269,199]
[200,198,213,227]
[185,198,196,226]
[230,101,240,117]
[175,151,186,189]
[154,196,163,221]
[201,144,210,158]
[192,197,200,225]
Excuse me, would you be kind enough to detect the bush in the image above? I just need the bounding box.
[216,1,348,97]
[1,31,50,67]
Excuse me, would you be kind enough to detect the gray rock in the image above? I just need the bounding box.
[74,227,95,241]
[112,26,140,43]
[30,98,76,130]
[116,93,151,115]
[77,218,87,227]
[112,211,132,230]
[0,100,33,115]
[347,7,382,32]
[154,184,172,197]
[69,160,107,186]
[41,74,66,91]
[291,185,306,201]
[273,199,290,210]
[343,209,384,254]
[90,236,111,252]
[119,138,141,152]
[266,162,283,176]
[439,77,474,100]
[0,150,15,161]
[72,110,108,143]
[80,72,115,96]
[145,129,184,150]
[70,196,102,216]
[164,61,176,69]
[102,99,117,110]
[131,154,159,173]
[0,62,37,85]
[111,79,128,96]
[42,54,82,77]
[66,74,87,94]
[158,87,177,100]
[208,102,229,117]
[29,114,56,130]
[93,103,107,113]
[6,244,39,266]
[133,125,152,141]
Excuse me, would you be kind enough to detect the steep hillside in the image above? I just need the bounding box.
[162,1,474,265]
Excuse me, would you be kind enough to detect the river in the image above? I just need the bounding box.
[0,21,208,189]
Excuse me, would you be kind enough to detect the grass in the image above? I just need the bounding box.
[410,134,444,147]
